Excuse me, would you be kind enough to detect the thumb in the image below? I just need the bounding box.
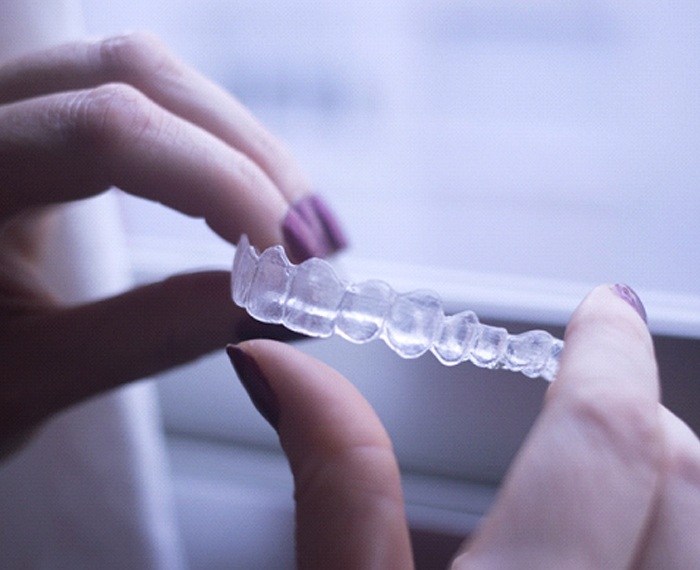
[454,284,662,568]
[0,271,297,439]
[227,340,413,570]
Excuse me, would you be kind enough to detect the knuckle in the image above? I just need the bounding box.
[64,83,158,150]
[97,32,180,84]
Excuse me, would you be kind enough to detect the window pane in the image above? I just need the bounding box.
[84,0,700,295]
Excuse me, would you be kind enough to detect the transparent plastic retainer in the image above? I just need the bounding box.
[232,236,563,381]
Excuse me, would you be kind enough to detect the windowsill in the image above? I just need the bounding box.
[124,223,700,338]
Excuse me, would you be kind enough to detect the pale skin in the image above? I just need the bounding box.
[3,33,699,569]
[0,32,312,453]
[235,286,700,569]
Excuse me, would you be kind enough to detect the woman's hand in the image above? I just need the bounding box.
[228,285,700,568]
[0,32,345,454]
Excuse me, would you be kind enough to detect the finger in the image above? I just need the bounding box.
[0,271,299,439]
[636,406,700,569]
[0,32,310,200]
[0,210,59,307]
[0,33,348,259]
[454,285,662,568]
[0,85,287,250]
[227,340,413,570]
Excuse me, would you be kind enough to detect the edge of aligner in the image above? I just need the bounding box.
[232,236,562,381]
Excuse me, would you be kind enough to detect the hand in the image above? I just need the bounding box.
[228,285,700,569]
[0,32,346,455]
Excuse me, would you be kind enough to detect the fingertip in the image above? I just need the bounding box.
[610,283,647,323]
[234,343,410,568]
[282,193,348,262]
[232,339,385,442]
[226,343,280,432]
[565,283,651,346]
[551,283,658,402]
[307,194,349,251]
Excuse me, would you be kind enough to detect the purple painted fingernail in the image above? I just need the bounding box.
[611,283,648,323]
[308,194,348,251]
[281,194,348,262]
[282,207,320,263]
[226,345,280,432]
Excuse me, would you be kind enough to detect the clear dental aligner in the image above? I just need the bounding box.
[232,235,564,381]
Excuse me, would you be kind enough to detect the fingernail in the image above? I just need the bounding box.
[226,345,280,432]
[611,283,648,323]
[308,194,348,251]
[282,207,319,263]
[282,194,348,262]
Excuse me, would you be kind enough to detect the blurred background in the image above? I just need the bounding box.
[84,0,700,294]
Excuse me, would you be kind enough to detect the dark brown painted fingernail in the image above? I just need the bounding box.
[611,283,648,323]
[281,194,348,262]
[226,345,280,432]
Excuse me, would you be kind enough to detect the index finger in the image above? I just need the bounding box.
[0,32,311,201]
[228,340,414,569]
[0,34,348,257]
[454,285,662,568]
[0,84,287,249]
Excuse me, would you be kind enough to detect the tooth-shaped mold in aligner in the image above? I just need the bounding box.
[231,235,563,381]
